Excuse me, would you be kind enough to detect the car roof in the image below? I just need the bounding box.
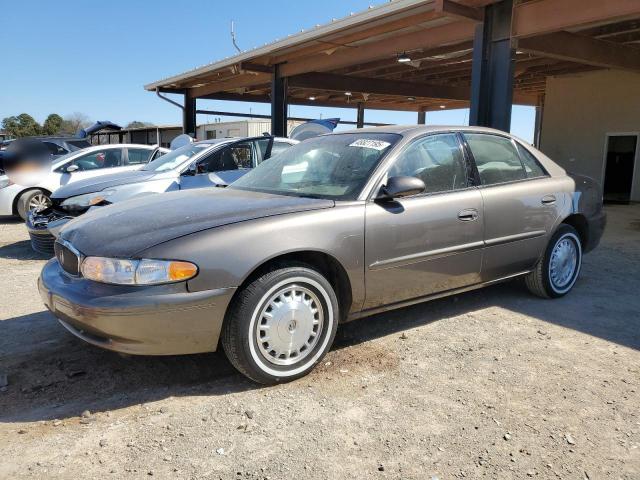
[334,125,515,137]
[50,143,158,166]
[193,136,297,146]
[74,143,156,150]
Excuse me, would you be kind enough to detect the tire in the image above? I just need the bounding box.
[525,224,582,298]
[221,264,339,385]
[17,189,51,220]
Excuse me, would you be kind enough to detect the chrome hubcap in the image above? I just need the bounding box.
[255,284,324,366]
[28,193,50,212]
[549,237,578,289]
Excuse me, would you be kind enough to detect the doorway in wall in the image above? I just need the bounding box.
[603,134,638,204]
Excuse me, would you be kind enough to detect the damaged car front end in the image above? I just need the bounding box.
[26,195,101,254]
[26,136,297,255]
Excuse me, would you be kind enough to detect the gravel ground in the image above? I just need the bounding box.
[0,205,638,479]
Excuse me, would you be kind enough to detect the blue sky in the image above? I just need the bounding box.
[0,0,534,141]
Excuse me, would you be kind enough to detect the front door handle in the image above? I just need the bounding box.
[541,194,556,205]
[458,208,479,222]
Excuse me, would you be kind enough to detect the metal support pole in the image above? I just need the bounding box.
[533,95,544,148]
[271,64,288,137]
[469,0,514,132]
[356,103,365,128]
[183,89,196,137]
[417,111,426,125]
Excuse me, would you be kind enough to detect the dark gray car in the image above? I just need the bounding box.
[38,126,606,384]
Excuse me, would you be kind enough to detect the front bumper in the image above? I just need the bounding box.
[39,259,236,355]
[26,210,72,255]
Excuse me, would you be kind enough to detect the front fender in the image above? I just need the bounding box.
[139,203,366,314]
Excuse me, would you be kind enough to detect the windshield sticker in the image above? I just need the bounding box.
[348,139,391,151]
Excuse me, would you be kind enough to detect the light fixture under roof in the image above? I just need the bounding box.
[397,52,411,63]
[344,91,352,96]
[439,105,446,109]
[407,96,416,101]
[308,96,316,101]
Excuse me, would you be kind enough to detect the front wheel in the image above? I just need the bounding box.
[221,265,339,384]
[17,189,51,220]
[525,224,582,298]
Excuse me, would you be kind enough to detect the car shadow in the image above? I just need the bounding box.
[0,239,51,260]
[0,216,22,224]
[1,257,637,424]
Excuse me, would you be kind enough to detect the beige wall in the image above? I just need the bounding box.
[196,120,304,140]
[540,69,640,201]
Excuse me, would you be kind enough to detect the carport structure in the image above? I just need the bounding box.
[145,0,640,142]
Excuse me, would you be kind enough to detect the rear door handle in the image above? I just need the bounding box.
[458,208,479,222]
[541,194,556,205]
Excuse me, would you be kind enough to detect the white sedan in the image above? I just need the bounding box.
[0,143,168,219]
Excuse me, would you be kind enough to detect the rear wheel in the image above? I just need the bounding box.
[221,265,338,384]
[17,189,51,220]
[525,224,582,298]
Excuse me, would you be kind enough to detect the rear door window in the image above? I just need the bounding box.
[126,148,153,165]
[59,148,123,172]
[464,133,526,185]
[254,138,273,163]
[515,142,547,178]
[198,141,255,173]
[270,140,294,159]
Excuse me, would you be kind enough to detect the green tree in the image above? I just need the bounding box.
[42,114,64,135]
[1,113,42,137]
[126,121,155,129]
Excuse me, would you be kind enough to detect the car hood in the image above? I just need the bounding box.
[59,188,335,257]
[52,170,161,199]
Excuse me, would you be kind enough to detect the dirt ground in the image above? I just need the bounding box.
[0,205,638,479]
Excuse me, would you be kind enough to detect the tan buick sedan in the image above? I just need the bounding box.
[39,126,606,384]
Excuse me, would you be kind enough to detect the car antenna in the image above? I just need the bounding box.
[231,21,242,54]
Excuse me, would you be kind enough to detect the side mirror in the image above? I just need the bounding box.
[66,164,79,173]
[377,176,425,201]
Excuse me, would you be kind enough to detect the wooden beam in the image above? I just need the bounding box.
[288,72,471,100]
[334,41,473,77]
[435,0,484,22]
[191,73,271,97]
[513,0,640,39]
[200,91,428,111]
[240,62,273,74]
[279,21,476,77]
[269,9,445,65]
[518,31,640,72]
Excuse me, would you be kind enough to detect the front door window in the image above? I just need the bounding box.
[389,133,468,193]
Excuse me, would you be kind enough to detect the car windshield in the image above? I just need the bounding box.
[142,143,212,172]
[230,133,400,200]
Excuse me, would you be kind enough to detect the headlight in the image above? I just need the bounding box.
[0,177,11,189]
[80,257,198,285]
[60,189,115,210]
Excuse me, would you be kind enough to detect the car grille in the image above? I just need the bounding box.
[54,241,81,276]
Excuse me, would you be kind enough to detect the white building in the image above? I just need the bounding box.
[91,119,304,148]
